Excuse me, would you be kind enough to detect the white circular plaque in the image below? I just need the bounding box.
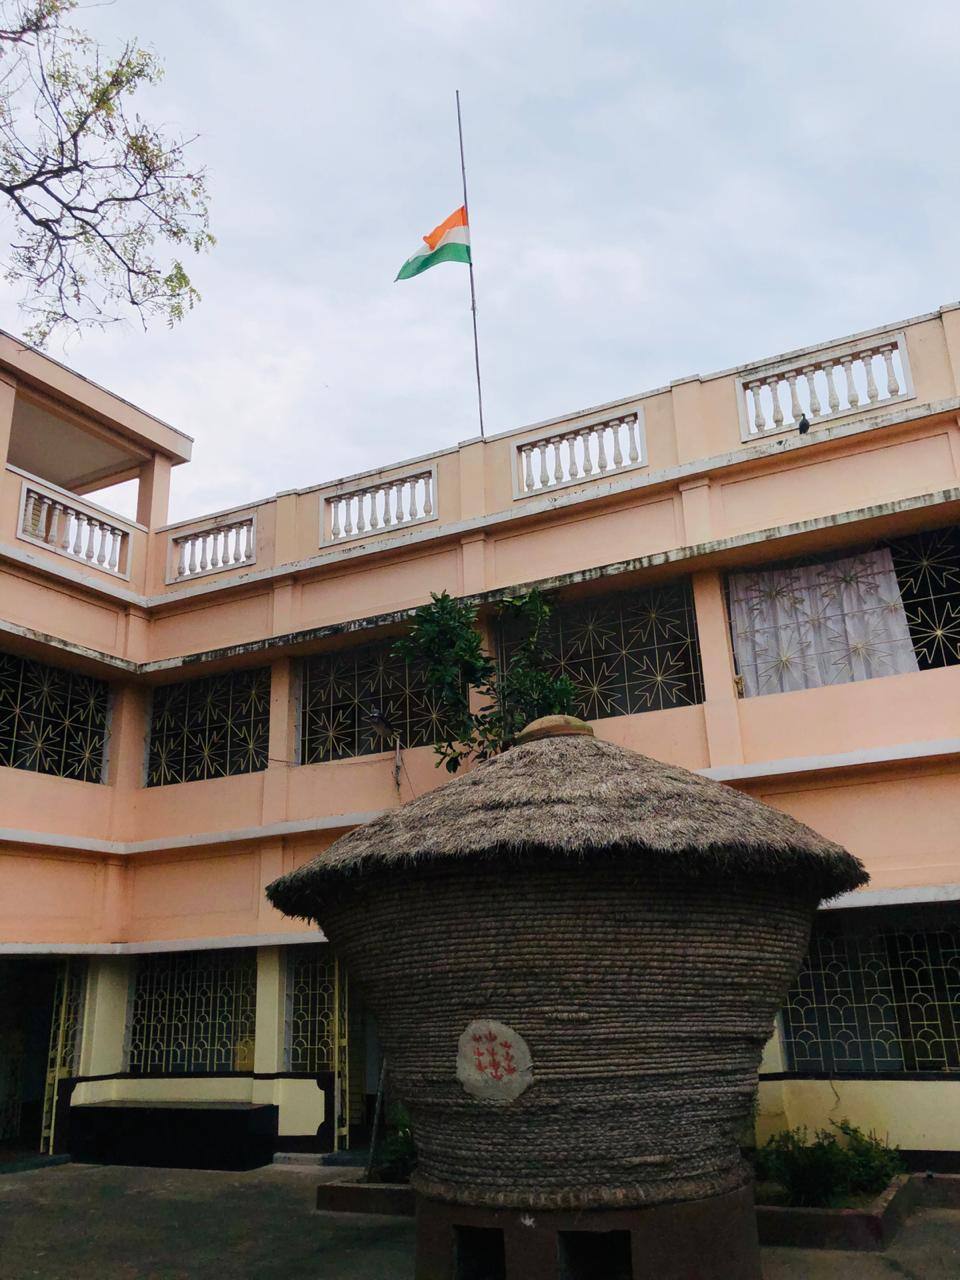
[456,1019,533,1103]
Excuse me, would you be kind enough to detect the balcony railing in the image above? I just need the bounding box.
[15,472,135,579]
[513,411,646,498]
[323,466,437,545]
[737,329,913,442]
[168,513,257,583]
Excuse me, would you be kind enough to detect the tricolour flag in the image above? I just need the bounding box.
[395,206,471,281]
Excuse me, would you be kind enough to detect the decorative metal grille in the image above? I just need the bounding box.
[0,650,108,782]
[300,641,447,763]
[888,525,960,670]
[284,946,337,1073]
[41,959,87,1153]
[781,910,960,1074]
[147,667,270,786]
[126,949,257,1075]
[499,581,705,720]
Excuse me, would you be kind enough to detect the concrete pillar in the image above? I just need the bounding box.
[0,375,16,470]
[106,683,150,842]
[691,570,744,766]
[261,659,294,825]
[253,946,283,1075]
[77,956,133,1088]
[135,454,172,529]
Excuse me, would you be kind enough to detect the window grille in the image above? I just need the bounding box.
[300,640,446,763]
[284,945,337,1073]
[126,949,257,1074]
[498,581,705,720]
[147,667,270,786]
[727,525,960,697]
[781,909,960,1074]
[0,650,108,782]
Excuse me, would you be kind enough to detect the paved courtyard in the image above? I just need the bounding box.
[0,1163,959,1279]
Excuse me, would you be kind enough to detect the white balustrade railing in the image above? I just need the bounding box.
[324,468,436,544]
[738,331,913,442]
[514,411,646,498]
[17,479,132,577]
[169,515,257,582]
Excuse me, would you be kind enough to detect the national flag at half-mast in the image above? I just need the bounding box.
[395,205,471,281]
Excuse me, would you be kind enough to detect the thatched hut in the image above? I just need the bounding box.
[268,716,866,1279]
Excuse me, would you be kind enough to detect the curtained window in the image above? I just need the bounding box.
[728,548,919,697]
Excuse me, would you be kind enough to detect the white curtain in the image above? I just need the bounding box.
[729,547,919,697]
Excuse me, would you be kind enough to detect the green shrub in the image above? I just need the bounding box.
[371,1103,417,1184]
[754,1120,904,1208]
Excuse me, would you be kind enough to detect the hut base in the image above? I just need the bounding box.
[414,1183,762,1280]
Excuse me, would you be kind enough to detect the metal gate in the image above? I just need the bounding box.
[40,960,85,1154]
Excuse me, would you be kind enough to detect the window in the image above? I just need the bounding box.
[147,667,270,786]
[499,582,705,720]
[300,640,446,763]
[126,949,257,1075]
[284,946,338,1073]
[781,908,960,1075]
[0,650,108,782]
[728,526,960,697]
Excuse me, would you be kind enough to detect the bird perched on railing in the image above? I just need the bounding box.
[798,414,810,435]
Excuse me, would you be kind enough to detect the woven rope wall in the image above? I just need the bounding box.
[320,855,817,1211]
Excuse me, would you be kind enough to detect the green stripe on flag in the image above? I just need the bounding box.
[395,241,471,281]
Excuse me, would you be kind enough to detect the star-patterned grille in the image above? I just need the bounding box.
[781,908,960,1075]
[498,581,705,721]
[285,946,337,1073]
[147,668,270,786]
[0,650,108,783]
[126,948,257,1075]
[300,640,446,762]
[888,525,960,669]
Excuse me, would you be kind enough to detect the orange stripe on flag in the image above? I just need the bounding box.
[423,206,468,251]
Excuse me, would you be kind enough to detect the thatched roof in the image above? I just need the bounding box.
[267,717,867,919]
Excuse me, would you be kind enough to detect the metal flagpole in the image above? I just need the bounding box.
[456,89,485,439]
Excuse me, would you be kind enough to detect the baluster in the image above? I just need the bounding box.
[580,430,593,477]
[176,539,188,577]
[537,444,549,489]
[422,473,433,517]
[109,530,122,573]
[522,446,534,492]
[85,519,98,561]
[382,485,394,526]
[392,482,404,524]
[187,536,198,576]
[60,510,73,551]
[567,434,579,479]
[243,521,254,561]
[356,492,367,534]
[748,383,766,433]
[627,417,640,464]
[881,345,900,396]
[22,489,36,535]
[803,367,822,417]
[330,499,342,540]
[612,422,624,469]
[72,514,85,558]
[369,488,380,530]
[226,526,238,564]
[46,502,62,545]
[552,438,563,485]
[840,357,858,409]
[198,532,209,572]
[823,362,840,413]
[96,521,108,565]
[861,352,879,403]
[768,378,784,428]
[595,426,609,472]
[786,375,802,423]
[36,496,51,539]
[343,497,354,538]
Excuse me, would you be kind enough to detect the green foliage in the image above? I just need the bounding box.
[371,1103,417,1184]
[0,0,212,343]
[755,1121,904,1208]
[394,589,575,772]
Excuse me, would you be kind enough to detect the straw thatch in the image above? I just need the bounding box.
[268,722,866,921]
[266,719,867,1212]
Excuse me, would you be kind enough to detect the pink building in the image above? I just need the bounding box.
[1,305,958,1166]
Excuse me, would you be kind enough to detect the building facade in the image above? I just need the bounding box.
[1,306,959,1165]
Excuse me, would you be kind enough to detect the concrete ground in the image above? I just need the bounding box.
[0,1163,958,1279]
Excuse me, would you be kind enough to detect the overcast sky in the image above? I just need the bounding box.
[1,0,957,522]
